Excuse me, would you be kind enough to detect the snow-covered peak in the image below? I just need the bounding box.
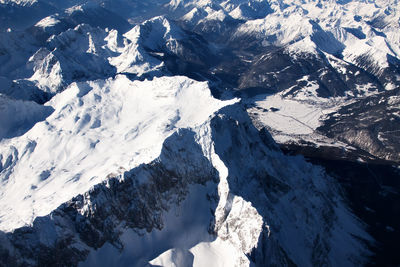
[110,16,198,77]
[34,15,60,29]
[229,0,399,82]
[0,0,37,6]
[236,14,314,47]
[174,0,234,25]
[64,4,84,15]
[124,16,185,52]
[226,0,272,20]
[181,7,208,24]
[169,0,219,10]
[0,75,237,232]
[28,23,116,93]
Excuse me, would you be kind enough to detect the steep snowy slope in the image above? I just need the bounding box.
[109,16,182,77]
[0,75,236,232]
[113,16,214,79]
[0,99,370,267]
[29,24,117,93]
[0,94,53,140]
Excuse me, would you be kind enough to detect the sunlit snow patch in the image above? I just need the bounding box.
[0,75,238,231]
[35,16,60,29]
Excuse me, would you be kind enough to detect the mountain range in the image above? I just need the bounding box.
[0,0,399,266]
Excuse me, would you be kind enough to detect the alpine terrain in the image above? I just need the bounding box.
[0,0,399,266]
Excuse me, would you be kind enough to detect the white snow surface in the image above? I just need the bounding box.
[26,16,189,93]
[232,0,400,75]
[110,16,185,76]
[34,16,60,29]
[246,77,356,148]
[0,0,37,5]
[0,75,237,232]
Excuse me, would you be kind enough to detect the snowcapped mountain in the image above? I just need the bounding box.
[0,0,399,266]
[0,91,369,266]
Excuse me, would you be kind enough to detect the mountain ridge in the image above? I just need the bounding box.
[0,0,399,266]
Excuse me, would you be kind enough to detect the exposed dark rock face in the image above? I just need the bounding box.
[209,105,369,266]
[306,158,400,267]
[319,87,400,163]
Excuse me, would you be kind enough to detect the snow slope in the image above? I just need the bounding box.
[0,94,53,140]
[0,75,237,232]
[0,101,369,267]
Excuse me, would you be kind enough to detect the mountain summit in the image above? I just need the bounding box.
[0,0,399,266]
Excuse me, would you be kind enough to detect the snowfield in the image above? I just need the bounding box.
[0,75,237,232]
